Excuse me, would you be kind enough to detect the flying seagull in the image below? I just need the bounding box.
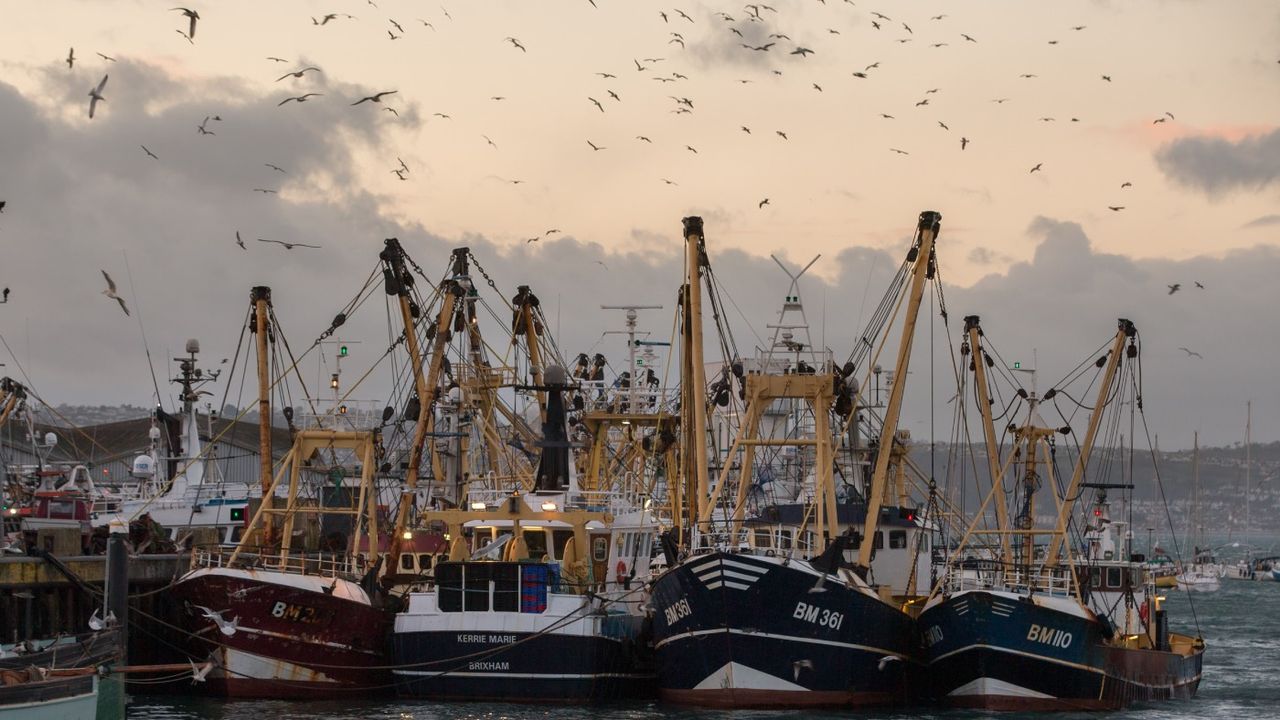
[100,270,130,316]
[235,231,246,249]
[278,93,322,106]
[1194,281,1205,289]
[88,74,108,118]
[192,605,239,636]
[960,137,969,150]
[505,37,526,52]
[171,7,200,39]
[1120,181,1132,188]
[758,198,770,208]
[276,66,320,81]
[1030,163,1043,173]
[258,238,321,250]
[1177,347,1203,359]
[791,47,815,56]
[1167,283,1181,295]
[889,148,909,155]
[589,97,604,112]
[97,52,116,62]
[1107,206,1125,211]
[352,91,397,105]
[587,140,605,151]
[66,47,75,68]
[141,145,159,159]
[265,163,286,173]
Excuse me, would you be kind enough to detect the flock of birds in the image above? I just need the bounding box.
[0,2,1267,352]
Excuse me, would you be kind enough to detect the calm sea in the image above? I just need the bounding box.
[126,579,1277,720]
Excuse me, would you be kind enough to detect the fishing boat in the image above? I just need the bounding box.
[0,631,118,671]
[171,284,400,698]
[651,213,943,708]
[919,317,1204,710]
[392,365,661,701]
[0,667,98,720]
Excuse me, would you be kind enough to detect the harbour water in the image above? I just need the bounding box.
[126,578,1277,720]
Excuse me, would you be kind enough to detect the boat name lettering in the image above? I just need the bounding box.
[1026,623,1073,648]
[922,625,944,647]
[270,601,321,624]
[663,598,693,626]
[792,601,844,630]
[456,634,518,644]
[467,661,509,671]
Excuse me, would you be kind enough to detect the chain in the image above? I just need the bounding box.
[466,250,509,307]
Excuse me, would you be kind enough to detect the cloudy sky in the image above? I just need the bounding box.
[0,1,1277,447]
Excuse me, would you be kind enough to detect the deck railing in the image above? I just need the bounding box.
[191,544,370,579]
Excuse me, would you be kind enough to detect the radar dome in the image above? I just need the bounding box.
[544,365,569,385]
[132,455,156,477]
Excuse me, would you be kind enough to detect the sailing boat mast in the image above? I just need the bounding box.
[1245,400,1252,542]
[250,285,274,542]
[858,210,939,571]
[1193,431,1201,550]
[680,216,710,540]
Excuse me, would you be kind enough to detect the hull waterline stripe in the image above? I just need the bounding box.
[656,626,913,662]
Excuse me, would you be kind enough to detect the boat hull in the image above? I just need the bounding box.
[393,615,653,702]
[919,590,1202,710]
[0,673,97,720]
[651,551,915,708]
[172,567,392,699]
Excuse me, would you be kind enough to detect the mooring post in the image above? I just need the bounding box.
[106,528,129,664]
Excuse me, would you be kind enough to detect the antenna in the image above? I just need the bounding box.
[763,254,823,370]
[600,305,665,413]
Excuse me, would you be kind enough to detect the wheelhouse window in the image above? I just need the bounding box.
[889,530,907,549]
[523,529,549,560]
[552,530,574,559]
[1106,567,1123,589]
[754,529,773,548]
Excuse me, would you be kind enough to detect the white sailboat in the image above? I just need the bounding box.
[1176,432,1220,591]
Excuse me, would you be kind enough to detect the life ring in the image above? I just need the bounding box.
[616,559,628,584]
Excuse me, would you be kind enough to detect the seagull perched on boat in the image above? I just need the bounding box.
[87,74,108,118]
[100,271,130,316]
[171,8,200,40]
[258,238,321,250]
[351,90,397,106]
[192,605,239,636]
[1167,283,1181,295]
[1178,347,1203,359]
